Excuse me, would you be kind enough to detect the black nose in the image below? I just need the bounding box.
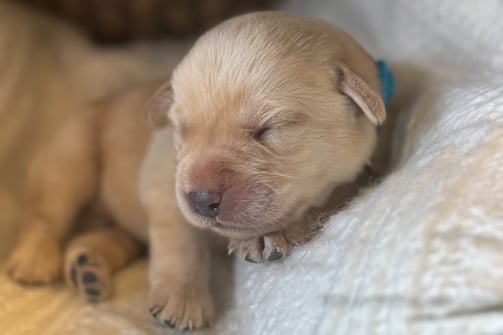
[187,191,222,218]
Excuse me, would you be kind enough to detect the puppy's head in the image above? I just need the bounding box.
[146,13,386,239]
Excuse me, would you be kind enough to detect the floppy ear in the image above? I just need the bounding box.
[335,65,386,126]
[144,81,173,128]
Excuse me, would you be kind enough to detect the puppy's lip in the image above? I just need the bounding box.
[211,223,279,240]
[210,225,256,239]
[196,217,236,231]
[195,217,272,239]
[210,220,256,233]
[210,220,243,231]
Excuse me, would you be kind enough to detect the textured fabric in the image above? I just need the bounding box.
[1,1,503,335]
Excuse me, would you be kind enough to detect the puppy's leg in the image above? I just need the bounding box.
[148,213,214,331]
[64,227,144,302]
[141,127,214,330]
[6,113,98,284]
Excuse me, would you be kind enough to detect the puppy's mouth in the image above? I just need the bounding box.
[201,217,257,233]
[192,214,275,239]
[211,223,269,239]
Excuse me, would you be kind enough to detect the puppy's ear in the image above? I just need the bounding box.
[144,81,173,128]
[335,65,386,125]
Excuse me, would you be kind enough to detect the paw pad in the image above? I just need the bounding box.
[65,250,111,303]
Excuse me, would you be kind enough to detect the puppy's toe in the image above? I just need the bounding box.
[263,232,290,261]
[231,238,265,263]
[6,233,63,284]
[65,247,112,303]
[229,231,291,263]
[149,283,214,331]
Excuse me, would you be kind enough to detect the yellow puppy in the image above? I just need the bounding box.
[6,12,392,330]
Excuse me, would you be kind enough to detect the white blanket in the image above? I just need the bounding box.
[1,1,502,334]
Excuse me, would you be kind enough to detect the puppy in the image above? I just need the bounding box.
[5,12,392,330]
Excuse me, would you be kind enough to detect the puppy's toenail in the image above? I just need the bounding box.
[85,287,100,296]
[268,249,283,261]
[244,254,258,263]
[149,307,160,318]
[77,254,88,266]
[163,319,176,328]
[82,272,97,283]
[70,265,78,287]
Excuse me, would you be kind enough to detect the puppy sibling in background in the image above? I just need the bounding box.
[6,12,393,330]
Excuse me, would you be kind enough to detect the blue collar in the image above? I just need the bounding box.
[375,60,395,105]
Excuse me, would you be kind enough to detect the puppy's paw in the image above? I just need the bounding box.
[228,231,291,263]
[65,247,111,303]
[149,283,214,331]
[6,232,63,284]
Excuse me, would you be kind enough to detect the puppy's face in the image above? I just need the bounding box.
[147,13,386,239]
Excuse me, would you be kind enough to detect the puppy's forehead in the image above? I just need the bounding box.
[171,74,315,132]
[170,13,353,130]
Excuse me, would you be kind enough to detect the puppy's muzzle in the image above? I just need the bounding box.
[187,191,222,218]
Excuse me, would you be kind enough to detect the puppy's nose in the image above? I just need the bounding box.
[187,191,222,218]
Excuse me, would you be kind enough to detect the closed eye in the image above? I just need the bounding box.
[251,126,271,142]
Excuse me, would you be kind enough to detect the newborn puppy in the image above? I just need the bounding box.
[6,12,390,330]
[144,11,386,257]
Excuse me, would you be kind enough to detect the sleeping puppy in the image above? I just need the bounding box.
[5,12,391,330]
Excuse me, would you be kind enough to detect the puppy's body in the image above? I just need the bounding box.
[6,85,154,280]
[6,12,395,330]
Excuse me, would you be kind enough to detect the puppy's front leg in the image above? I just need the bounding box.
[141,127,214,330]
[148,212,214,330]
